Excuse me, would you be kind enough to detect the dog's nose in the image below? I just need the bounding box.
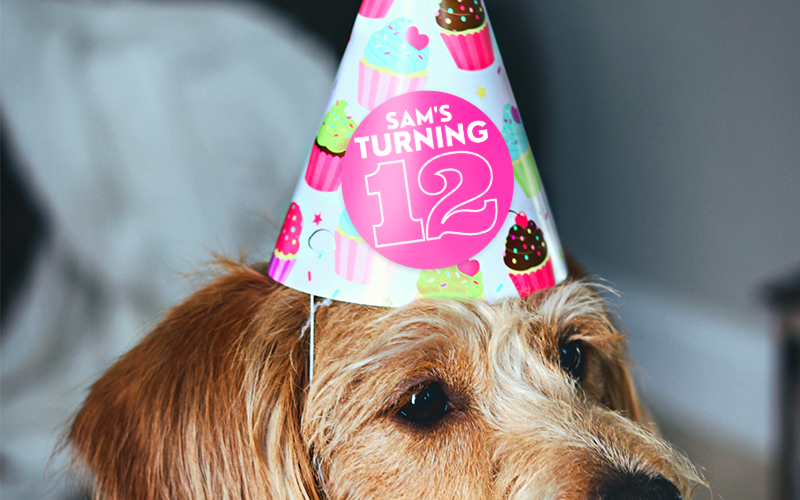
[601,473,683,500]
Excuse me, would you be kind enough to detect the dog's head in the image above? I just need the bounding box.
[70,260,702,499]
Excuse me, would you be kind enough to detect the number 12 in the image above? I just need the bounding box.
[365,152,498,248]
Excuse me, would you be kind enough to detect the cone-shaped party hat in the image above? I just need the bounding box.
[268,0,567,307]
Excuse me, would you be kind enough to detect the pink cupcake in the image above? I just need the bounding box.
[334,210,397,285]
[436,0,495,71]
[358,18,430,111]
[504,212,556,298]
[358,0,394,19]
[268,202,303,283]
[304,100,357,192]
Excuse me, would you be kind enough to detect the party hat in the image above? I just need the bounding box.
[268,0,567,307]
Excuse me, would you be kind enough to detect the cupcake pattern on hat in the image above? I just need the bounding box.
[334,209,399,287]
[502,104,542,198]
[335,209,376,285]
[359,0,395,19]
[504,212,555,297]
[268,202,303,283]
[358,18,430,110]
[416,260,484,300]
[305,100,357,192]
[436,0,494,71]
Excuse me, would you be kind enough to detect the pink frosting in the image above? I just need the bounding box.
[275,202,303,255]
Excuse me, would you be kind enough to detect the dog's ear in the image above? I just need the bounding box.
[69,261,318,500]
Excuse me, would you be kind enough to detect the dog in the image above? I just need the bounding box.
[68,259,703,499]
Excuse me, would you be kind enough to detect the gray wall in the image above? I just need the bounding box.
[495,0,799,312]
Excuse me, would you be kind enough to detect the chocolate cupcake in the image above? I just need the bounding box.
[504,212,555,297]
[436,0,495,70]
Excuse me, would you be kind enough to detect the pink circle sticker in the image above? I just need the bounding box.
[342,91,513,269]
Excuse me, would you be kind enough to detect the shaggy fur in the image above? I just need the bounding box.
[69,260,703,499]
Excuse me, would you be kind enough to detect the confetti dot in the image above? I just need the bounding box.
[543,242,547,247]
[523,244,527,249]
[525,255,529,260]
[292,239,297,245]
[460,5,465,10]
[536,235,540,240]
[512,258,517,264]
[513,225,518,230]
[537,251,541,256]
[476,15,480,20]
[511,235,515,240]
[513,248,518,253]
[447,7,453,13]
[469,7,474,12]
[446,18,451,24]
[527,229,532,234]
[520,236,525,241]
[292,215,297,221]
[461,16,466,21]
[290,227,296,233]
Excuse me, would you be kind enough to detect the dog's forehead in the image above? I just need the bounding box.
[316,281,609,385]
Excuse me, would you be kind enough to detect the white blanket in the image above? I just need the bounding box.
[1,1,336,498]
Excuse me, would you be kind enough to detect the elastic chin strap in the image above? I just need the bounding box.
[307,294,324,497]
[309,294,316,385]
[306,294,332,386]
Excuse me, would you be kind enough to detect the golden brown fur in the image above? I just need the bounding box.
[69,260,703,499]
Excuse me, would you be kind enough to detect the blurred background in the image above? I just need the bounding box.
[2,1,798,499]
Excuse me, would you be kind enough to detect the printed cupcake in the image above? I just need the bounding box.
[436,0,494,71]
[504,212,555,297]
[358,18,430,110]
[502,104,542,198]
[268,202,303,283]
[416,259,485,300]
[335,209,376,285]
[358,0,394,19]
[305,100,357,192]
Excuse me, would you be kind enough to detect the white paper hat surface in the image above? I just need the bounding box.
[269,0,567,307]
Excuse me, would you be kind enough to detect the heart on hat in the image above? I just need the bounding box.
[457,259,481,277]
[405,26,429,51]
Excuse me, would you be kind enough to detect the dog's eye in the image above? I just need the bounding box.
[559,339,585,380]
[397,383,450,425]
